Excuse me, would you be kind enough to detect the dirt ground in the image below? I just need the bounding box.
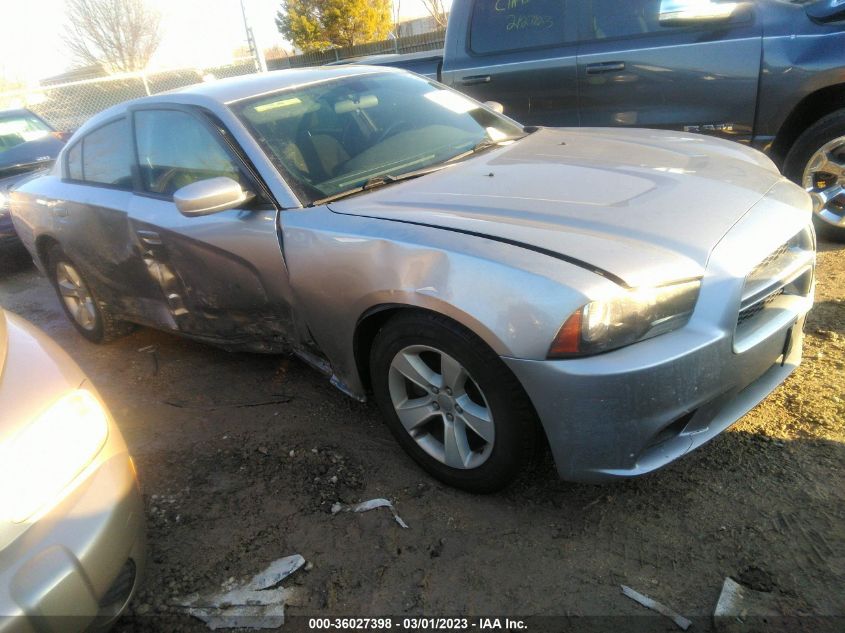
[0,240,843,633]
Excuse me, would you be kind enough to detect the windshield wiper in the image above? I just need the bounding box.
[445,136,520,164]
[310,164,449,207]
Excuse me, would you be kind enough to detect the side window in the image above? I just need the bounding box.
[134,109,243,197]
[586,0,668,40]
[470,0,567,55]
[81,118,133,187]
[66,142,83,180]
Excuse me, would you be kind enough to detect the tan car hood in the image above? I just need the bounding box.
[329,127,783,287]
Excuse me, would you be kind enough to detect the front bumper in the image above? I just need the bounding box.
[506,310,807,482]
[0,453,146,632]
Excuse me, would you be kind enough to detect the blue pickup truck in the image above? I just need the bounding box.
[339,0,845,237]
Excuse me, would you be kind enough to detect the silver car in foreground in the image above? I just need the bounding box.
[0,309,145,631]
[10,67,815,491]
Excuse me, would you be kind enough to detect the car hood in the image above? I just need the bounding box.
[328,127,784,287]
[0,135,62,178]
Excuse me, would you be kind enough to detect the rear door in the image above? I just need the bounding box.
[440,0,579,126]
[576,0,762,140]
[126,105,295,349]
[56,117,166,322]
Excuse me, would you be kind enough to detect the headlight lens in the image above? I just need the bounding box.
[0,390,109,523]
[549,280,701,357]
[0,191,7,212]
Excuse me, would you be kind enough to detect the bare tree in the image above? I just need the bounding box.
[64,0,162,73]
[420,0,448,28]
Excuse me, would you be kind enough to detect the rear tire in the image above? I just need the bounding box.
[47,244,135,343]
[783,109,845,242]
[369,311,539,493]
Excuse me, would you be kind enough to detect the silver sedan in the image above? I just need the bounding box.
[10,67,816,491]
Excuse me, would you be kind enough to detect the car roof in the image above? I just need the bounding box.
[71,66,403,138]
[170,65,400,104]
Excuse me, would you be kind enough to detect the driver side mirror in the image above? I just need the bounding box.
[173,177,254,217]
[484,101,505,115]
[658,0,750,25]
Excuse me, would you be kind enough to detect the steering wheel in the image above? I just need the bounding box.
[374,120,410,144]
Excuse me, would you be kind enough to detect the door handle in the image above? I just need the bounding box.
[459,75,492,86]
[52,206,68,217]
[586,62,626,75]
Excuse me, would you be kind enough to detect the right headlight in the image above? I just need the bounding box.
[548,279,701,358]
[0,191,8,213]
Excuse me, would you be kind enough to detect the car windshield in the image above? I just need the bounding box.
[0,112,52,154]
[235,72,526,205]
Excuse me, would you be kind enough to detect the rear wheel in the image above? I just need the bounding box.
[369,311,539,492]
[47,244,134,343]
[784,110,845,242]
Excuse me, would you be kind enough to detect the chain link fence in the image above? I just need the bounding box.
[0,28,445,132]
[271,28,446,69]
[0,59,258,132]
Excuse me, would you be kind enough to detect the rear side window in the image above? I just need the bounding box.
[80,119,133,187]
[134,109,243,197]
[470,0,567,54]
[66,143,83,180]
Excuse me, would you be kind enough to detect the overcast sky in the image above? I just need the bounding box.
[0,0,446,84]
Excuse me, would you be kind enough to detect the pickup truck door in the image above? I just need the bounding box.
[440,0,579,127]
[126,105,295,350]
[576,0,762,141]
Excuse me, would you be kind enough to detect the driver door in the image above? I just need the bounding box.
[126,105,295,349]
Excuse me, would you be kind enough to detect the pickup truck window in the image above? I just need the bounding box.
[470,0,567,55]
[586,0,671,40]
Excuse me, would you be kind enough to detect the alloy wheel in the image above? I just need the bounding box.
[803,136,845,228]
[55,261,97,331]
[388,344,495,470]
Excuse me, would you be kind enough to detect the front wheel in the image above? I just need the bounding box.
[783,110,845,242]
[369,312,539,493]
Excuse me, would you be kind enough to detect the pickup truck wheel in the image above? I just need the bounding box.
[784,110,845,242]
[47,244,135,343]
[369,311,538,493]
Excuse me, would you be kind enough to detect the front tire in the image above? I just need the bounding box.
[369,311,539,493]
[47,244,135,343]
[783,109,845,242]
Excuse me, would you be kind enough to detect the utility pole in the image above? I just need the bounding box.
[240,0,268,73]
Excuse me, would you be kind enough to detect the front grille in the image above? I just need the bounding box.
[737,287,784,325]
[736,227,814,331]
[98,558,137,615]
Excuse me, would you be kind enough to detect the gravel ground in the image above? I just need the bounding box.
[0,240,843,632]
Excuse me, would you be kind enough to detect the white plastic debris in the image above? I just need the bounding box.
[332,498,409,528]
[178,555,305,630]
[621,585,692,631]
[714,577,780,630]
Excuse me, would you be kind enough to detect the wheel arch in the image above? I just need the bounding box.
[771,83,845,166]
[34,233,61,271]
[352,302,508,395]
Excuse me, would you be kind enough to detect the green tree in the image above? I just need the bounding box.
[276,0,393,52]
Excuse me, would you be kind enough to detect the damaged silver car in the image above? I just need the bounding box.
[10,67,816,491]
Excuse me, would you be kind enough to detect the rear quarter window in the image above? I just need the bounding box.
[80,118,133,188]
[66,142,83,180]
[470,0,567,54]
